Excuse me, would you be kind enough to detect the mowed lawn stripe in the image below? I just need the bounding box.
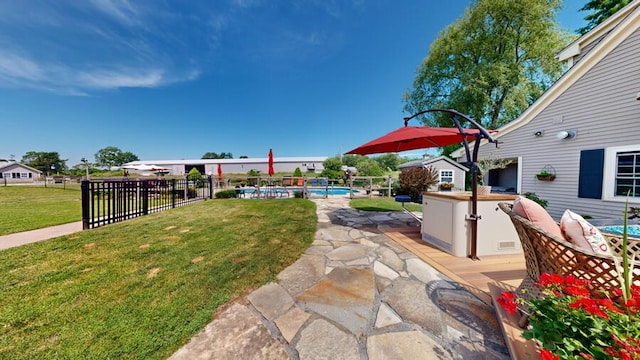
[0,186,82,235]
[0,199,316,359]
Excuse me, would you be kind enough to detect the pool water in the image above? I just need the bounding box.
[599,225,640,237]
[308,187,360,196]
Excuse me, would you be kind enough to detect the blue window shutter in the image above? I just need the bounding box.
[578,149,604,199]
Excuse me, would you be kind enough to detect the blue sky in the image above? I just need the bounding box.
[0,0,587,167]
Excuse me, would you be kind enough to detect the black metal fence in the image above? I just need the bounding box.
[81,177,212,229]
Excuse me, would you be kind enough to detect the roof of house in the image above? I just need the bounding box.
[397,156,469,172]
[0,161,43,174]
[451,0,640,158]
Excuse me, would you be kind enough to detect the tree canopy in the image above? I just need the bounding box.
[21,151,67,174]
[94,146,139,169]
[578,0,632,34]
[202,152,233,159]
[321,155,386,179]
[403,0,569,131]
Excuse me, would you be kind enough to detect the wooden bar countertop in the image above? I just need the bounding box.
[422,191,518,201]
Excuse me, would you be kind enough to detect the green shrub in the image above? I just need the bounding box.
[293,191,304,198]
[523,192,548,208]
[293,167,303,177]
[215,189,237,199]
[398,166,438,202]
[188,168,205,188]
[247,169,258,186]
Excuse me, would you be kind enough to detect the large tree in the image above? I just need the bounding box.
[202,152,233,159]
[404,0,569,131]
[578,0,632,34]
[21,151,67,174]
[94,146,139,169]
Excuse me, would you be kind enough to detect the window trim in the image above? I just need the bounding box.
[439,169,454,184]
[603,145,640,204]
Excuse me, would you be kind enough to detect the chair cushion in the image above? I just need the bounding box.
[560,209,612,255]
[512,196,563,238]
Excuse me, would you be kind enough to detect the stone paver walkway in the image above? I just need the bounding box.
[170,198,509,359]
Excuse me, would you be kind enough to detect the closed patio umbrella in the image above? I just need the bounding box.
[268,149,274,176]
[217,163,222,181]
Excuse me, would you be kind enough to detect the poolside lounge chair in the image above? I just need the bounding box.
[498,202,640,304]
[296,178,304,186]
[312,178,318,186]
[321,178,327,187]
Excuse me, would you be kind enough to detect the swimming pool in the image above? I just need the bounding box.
[599,224,640,237]
[307,187,360,196]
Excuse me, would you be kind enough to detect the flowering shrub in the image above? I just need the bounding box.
[497,273,640,359]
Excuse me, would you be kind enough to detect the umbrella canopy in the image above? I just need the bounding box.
[345,126,483,155]
[217,163,222,181]
[268,149,274,176]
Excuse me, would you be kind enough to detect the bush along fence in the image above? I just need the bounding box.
[81,177,212,229]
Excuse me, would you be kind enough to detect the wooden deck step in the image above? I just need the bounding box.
[384,227,537,359]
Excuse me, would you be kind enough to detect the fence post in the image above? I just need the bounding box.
[387,175,392,198]
[81,180,90,229]
[142,180,149,215]
[208,175,213,199]
[171,178,176,208]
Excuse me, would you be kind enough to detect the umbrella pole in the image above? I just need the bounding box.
[468,137,482,261]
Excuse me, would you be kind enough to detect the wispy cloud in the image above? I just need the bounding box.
[0,1,364,95]
[90,0,142,27]
[0,1,205,95]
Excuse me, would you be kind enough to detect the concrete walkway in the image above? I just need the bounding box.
[170,198,509,359]
[0,221,83,250]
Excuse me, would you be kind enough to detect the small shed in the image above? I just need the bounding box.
[398,156,469,191]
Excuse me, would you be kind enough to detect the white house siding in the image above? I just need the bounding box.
[0,162,42,183]
[476,28,640,220]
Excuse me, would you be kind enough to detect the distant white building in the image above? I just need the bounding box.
[0,161,43,183]
[123,156,328,176]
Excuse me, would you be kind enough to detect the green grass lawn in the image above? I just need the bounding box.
[0,199,316,359]
[349,197,422,212]
[0,186,82,235]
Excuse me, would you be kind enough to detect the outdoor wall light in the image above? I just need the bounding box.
[534,130,544,137]
[636,91,640,101]
[556,130,576,139]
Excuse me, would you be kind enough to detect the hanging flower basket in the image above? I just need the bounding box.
[536,165,556,181]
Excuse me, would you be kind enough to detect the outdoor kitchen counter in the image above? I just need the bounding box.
[421,192,520,257]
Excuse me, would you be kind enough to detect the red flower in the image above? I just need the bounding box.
[569,298,609,319]
[539,349,560,360]
[563,285,590,297]
[538,273,563,287]
[497,291,518,315]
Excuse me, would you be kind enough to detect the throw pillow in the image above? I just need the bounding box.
[512,196,563,238]
[560,209,612,255]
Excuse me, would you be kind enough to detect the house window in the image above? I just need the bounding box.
[603,145,640,203]
[20,173,28,179]
[12,173,19,179]
[615,151,640,197]
[439,170,453,183]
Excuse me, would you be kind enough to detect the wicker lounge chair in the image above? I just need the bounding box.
[498,202,640,305]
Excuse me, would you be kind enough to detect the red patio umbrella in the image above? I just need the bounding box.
[268,149,274,176]
[217,163,222,181]
[345,126,482,155]
[345,109,498,260]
